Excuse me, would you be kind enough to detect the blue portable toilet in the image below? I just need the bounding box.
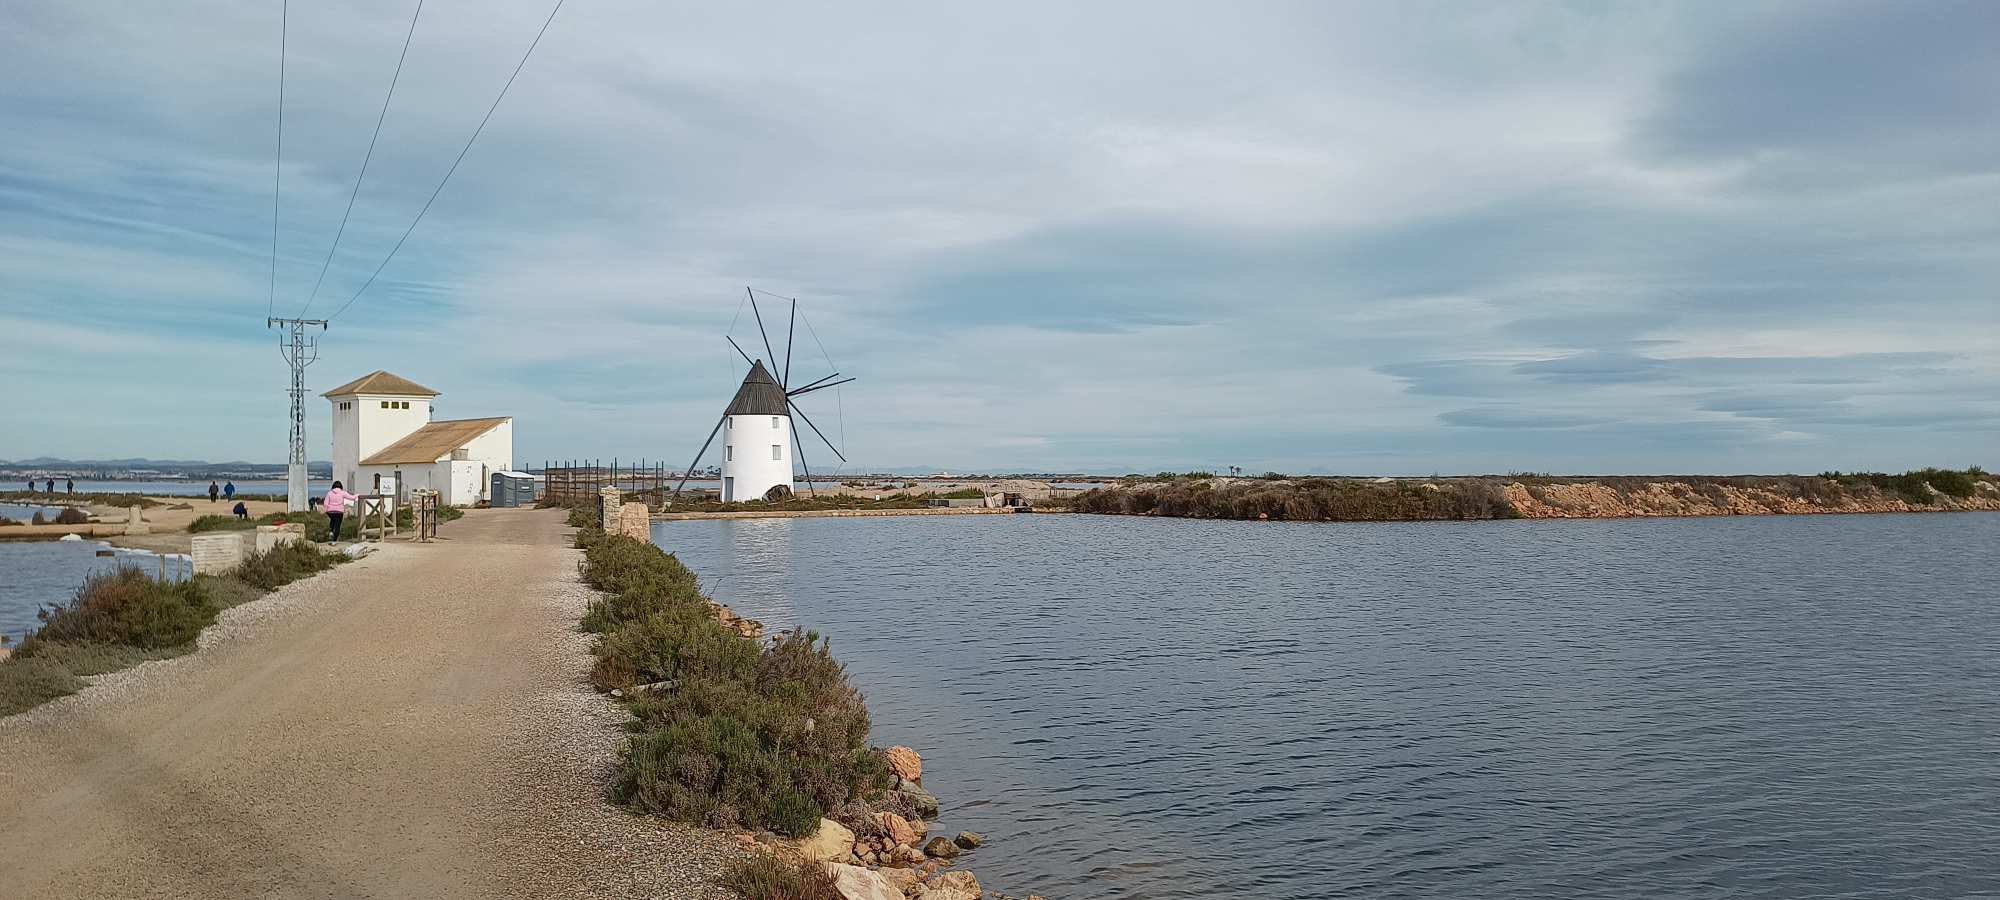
[490,471,536,508]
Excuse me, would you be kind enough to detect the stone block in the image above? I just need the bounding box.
[600,488,622,529]
[191,532,245,574]
[618,502,652,542]
[122,504,150,535]
[254,522,306,554]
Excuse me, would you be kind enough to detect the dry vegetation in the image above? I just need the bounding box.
[1071,468,1997,522]
[574,528,891,837]
[0,542,346,716]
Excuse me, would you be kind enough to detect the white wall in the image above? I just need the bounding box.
[328,394,433,489]
[720,413,794,501]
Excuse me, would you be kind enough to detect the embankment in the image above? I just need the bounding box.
[573,526,1027,900]
[1068,469,2000,522]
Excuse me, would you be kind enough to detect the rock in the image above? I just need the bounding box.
[923,837,960,860]
[824,862,905,900]
[953,831,984,849]
[894,845,927,865]
[894,787,941,819]
[919,870,983,900]
[797,818,857,863]
[877,812,919,847]
[879,866,924,896]
[884,745,923,782]
[894,776,920,793]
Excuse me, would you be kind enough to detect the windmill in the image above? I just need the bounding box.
[673,289,855,503]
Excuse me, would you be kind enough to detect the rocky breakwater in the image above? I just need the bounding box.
[1503,474,2000,519]
[764,745,1041,900]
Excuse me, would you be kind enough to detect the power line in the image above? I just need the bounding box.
[299,0,426,317]
[328,0,567,323]
[268,0,287,318]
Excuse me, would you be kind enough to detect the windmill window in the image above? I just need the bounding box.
[771,416,779,429]
[771,444,782,460]
[726,445,734,461]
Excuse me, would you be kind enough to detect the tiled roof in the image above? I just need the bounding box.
[361,417,510,465]
[323,370,441,398]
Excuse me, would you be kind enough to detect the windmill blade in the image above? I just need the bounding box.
[782,297,797,391]
[787,398,847,463]
[786,371,843,394]
[748,288,778,374]
[672,412,730,500]
[725,335,758,369]
[787,376,855,398]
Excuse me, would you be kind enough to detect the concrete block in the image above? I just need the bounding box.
[618,502,652,542]
[123,504,150,535]
[254,523,306,554]
[191,532,245,575]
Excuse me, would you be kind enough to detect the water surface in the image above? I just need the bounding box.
[0,541,191,642]
[654,512,2000,900]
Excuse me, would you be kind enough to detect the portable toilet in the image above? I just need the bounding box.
[490,471,536,508]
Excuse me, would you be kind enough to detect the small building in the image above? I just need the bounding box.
[324,370,513,507]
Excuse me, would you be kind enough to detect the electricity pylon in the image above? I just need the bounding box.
[269,317,327,511]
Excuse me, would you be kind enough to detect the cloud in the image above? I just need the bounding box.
[2,0,1996,474]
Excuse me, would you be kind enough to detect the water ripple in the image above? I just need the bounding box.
[656,512,2000,900]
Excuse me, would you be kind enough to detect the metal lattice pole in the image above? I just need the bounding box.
[269,317,327,511]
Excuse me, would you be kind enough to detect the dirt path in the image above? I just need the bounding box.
[0,508,740,899]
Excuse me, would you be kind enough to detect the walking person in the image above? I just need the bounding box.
[223,480,236,501]
[207,480,220,503]
[323,481,356,543]
[45,479,54,494]
[65,478,73,495]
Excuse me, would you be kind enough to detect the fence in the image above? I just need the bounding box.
[540,458,693,508]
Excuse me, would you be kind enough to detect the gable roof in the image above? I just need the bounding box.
[725,361,791,416]
[361,417,510,465]
[323,370,441,398]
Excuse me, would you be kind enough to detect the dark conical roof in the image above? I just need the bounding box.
[725,361,791,416]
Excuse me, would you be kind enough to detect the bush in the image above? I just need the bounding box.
[21,568,216,652]
[235,541,344,591]
[719,855,842,900]
[1075,477,1517,521]
[579,534,888,836]
[54,507,89,525]
[0,655,85,717]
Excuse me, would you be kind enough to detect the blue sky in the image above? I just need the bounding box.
[2,1,1994,474]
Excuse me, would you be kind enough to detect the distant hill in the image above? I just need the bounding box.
[0,457,332,475]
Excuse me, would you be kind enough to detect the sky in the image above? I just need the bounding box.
[2,0,1994,475]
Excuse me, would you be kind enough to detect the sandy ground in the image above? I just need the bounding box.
[0,507,742,899]
[0,495,294,553]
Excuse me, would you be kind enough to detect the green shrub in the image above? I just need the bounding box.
[719,855,842,900]
[20,568,216,652]
[567,505,599,528]
[578,534,887,836]
[235,541,344,591]
[0,655,84,717]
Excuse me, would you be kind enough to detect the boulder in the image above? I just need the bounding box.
[797,818,856,863]
[824,863,904,900]
[918,870,983,900]
[876,812,919,848]
[894,787,941,819]
[884,746,923,782]
[954,831,985,850]
[922,837,960,860]
[879,866,924,896]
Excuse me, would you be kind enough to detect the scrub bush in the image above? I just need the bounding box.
[234,541,344,591]
[578,534,888,836]
[22,569,216,651]
[719,855,842,900]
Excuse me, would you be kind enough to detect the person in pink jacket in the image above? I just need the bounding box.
[323,481,356,543]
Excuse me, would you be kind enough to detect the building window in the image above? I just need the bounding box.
[339,401,351,410]
[726,445,734,461]
[771,444,782,461]
[771,416,779,429]
[380,401,390,408]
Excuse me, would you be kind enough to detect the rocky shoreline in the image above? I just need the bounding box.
[581,489,1042,900]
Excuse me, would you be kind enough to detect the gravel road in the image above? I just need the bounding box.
[0,507,743,898]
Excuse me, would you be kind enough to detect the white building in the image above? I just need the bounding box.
[324,371,513,507]
[720,361,795,502]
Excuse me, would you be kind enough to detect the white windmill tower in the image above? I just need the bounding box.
[674,289,853,503]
